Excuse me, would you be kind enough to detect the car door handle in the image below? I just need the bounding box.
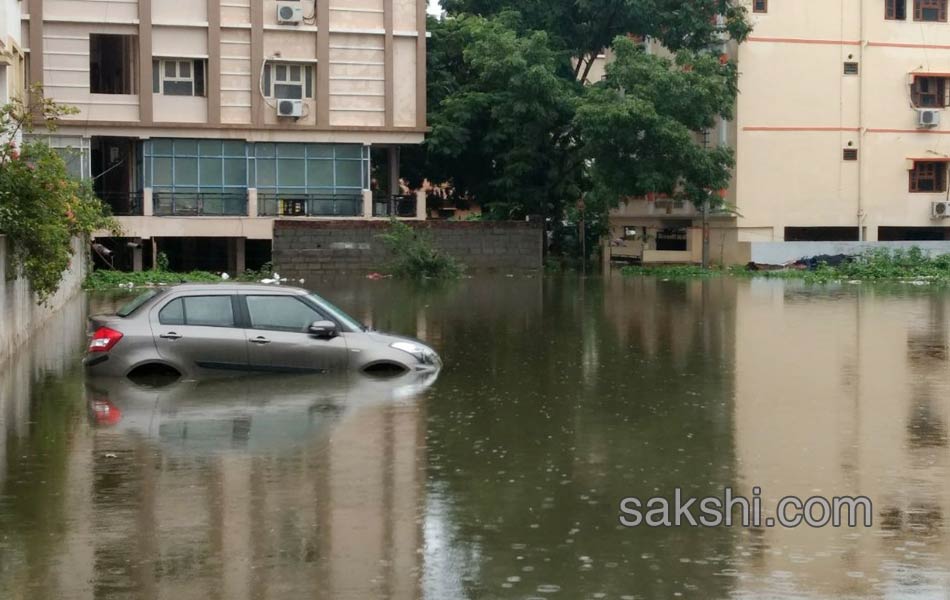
[160,332,182,340]
[250,337,271,345]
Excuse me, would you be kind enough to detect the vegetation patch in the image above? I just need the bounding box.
[622,248,950,284]
[378,219,464,279]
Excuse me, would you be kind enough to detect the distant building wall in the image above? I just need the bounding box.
[272,220,543,274]
[0,237,88,364]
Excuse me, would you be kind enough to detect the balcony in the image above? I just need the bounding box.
[257,194,363,218]
[373,194,417,218]
[99,192,144,217]
[153,192,249,217]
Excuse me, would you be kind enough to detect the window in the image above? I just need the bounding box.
[843,62,860,75]
[655,227,689,252]
[152,59,206,97]
[910,161,948,192]
[263,63,314,99]
[90,34,137,94]
[915,0,948,21]
[843,148,859,161]
[753,0,768,13]
[912,76,948,107]
[246,296,322,332]
[159,296,235,327]
[887,0,908,19]
[117,290,160,318]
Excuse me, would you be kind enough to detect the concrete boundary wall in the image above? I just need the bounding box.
[749,241,950,265]
[273,220,544,275]
[0,236,88,365]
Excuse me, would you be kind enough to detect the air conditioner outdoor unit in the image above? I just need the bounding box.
[276,2,304,24]
[918,109,941,128]
[933,201,950,219]
[277,99,304,118]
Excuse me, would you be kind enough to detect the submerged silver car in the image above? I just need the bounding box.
[84,283,441,379]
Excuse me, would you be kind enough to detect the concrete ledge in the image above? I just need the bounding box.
[749,241,950,265]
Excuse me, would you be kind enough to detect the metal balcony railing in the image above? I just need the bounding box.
[153,192,249,217]
[98,192,144,217]
[373,194,417,218]
[257,193,363,217]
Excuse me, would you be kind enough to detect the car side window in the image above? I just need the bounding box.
[159,296,235,327]
[159,298,185,325]
[246,295,323,332]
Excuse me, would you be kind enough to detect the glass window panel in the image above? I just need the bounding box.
[164,61,176,78]
[199,139,222,156]
[247,296,321,332]
[159,298,185,325]
[306,159,334,188]
[256,143,276,158]
[263,65,271,96]
[164,80,193,96]
[183,296,234,327]
[289,65,301,81]
[278,143,305,158]
[335,160,362,188]
[334,145,362,159]
[199,158,223,186]
[175,139,199,156]
[153,157,173,186]
[278,159,306,187]
[307,144,333,158]
[276,65,287,80]
[274,84,302,100]
[194,60,206,97]
[152,60,160,93]
[179,61,191,78]
[151,139,174,156]
[224,158,247,186]
[222,141,245,157]
[305,66,313,98]
[175,157,199,185]
[256,159,277,187]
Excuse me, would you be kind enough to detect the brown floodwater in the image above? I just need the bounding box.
[1,273,950,599]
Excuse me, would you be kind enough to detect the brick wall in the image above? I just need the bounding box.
[273,220,544,275]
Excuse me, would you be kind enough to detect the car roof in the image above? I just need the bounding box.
[166,283,309,294]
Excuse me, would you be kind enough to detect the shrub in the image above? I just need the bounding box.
[378,219,463,279]
[0,88,118,302]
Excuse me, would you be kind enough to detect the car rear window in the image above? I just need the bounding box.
[117,290,160,317]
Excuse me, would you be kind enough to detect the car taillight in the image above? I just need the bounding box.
[88,327,123,353]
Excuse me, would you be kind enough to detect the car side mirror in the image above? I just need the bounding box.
[309,320,338,339]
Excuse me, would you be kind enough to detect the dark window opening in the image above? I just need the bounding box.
[911,76,948,108]
[879,227,950,241]
[887,0,908,19]
[160,296,235,328]
[90,34,136,94]
[910,161,948,193]
[844,62,860,75]
[785,227,861,242]
[915,0,948,21]
[655,227,689,252]
[263,63,314,99]
[753,0,768,13]
[843,148,859,161]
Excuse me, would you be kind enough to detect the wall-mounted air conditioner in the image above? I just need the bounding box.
[277,2,304,24]
[933,201,950,219]
[277,99,304,118]
[918,109,941,129]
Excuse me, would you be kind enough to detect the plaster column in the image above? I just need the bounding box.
[363,190,374,218]
[143,188,154,217]
[415,189,426,221]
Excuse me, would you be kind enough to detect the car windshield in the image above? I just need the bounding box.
[116,289,161,317]
[308,293,365,332]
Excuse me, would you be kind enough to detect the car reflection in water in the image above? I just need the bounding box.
[85,369,439,453]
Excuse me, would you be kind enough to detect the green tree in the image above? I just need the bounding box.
[0,88,118,302]
[409,2,748,258]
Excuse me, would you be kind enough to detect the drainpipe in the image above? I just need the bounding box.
[857,0,866,241]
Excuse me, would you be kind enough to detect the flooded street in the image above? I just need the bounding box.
[2,274,950,599]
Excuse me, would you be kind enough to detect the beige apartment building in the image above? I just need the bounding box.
[22,0,427,271]
[609,0,950,265]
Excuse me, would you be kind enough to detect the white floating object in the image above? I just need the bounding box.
[299,279,305,284]
[221,272,230,280]
[260,278,275,284]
